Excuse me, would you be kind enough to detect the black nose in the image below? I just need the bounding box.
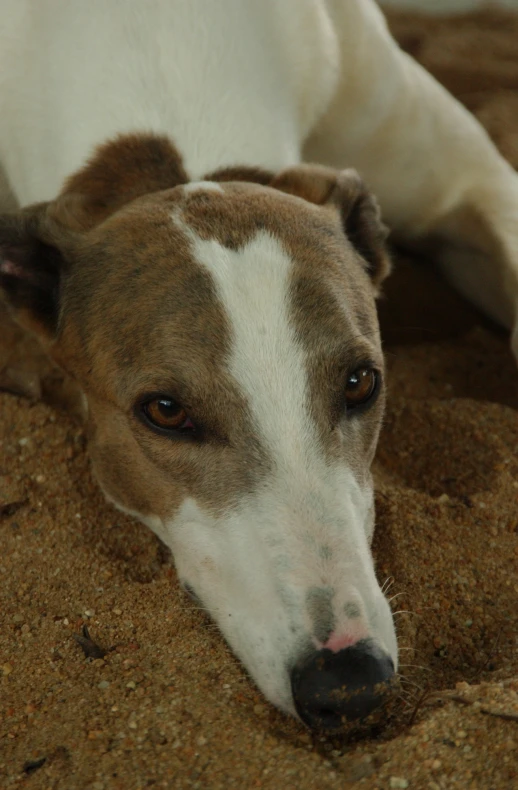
[291,639,395,731]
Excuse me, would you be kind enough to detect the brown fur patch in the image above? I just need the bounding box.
[272,163,339,205]
[58,134,188,231]
[53,188,271,520]
[205,165,274,186]
[271,165,392,291]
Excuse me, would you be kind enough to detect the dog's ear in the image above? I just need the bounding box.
[0,135,188,341]
[59,133,189,231]
[271,165,391,291]
[0,202,74,341]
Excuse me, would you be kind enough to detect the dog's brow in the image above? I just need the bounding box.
[311,340,382,370]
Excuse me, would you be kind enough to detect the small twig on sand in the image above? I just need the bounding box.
[72,625,108,659]
[436,693,473,706]
[480,709,518,723]
[408,689,518,725]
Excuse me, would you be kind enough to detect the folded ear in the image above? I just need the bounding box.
[1,134,189,340]
[271,165,392,292]
[0,203,72,341]
[59,133,189,231]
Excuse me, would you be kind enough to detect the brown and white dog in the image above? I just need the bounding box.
[1,0,517,731]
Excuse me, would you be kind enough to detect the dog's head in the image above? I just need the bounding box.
[0,134,396,729]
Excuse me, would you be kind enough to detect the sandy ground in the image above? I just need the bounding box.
[1,9,518,790]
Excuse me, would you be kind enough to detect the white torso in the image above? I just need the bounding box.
[0,0,342,204]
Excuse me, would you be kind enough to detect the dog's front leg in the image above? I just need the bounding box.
[305,0,518,360]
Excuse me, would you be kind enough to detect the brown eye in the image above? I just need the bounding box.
[140,397,195,433]
[345,368,378,411]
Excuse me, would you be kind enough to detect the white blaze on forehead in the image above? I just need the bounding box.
[182,180,224,194]
[178,224,314,463]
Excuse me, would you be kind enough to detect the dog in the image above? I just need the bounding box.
[1,0,517,731]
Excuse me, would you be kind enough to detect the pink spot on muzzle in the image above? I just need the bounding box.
[322,627,369,653]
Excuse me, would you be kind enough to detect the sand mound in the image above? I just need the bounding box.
[1,9,518,789]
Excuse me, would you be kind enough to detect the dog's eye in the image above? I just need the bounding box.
[345,368,379,411]
[140,397,196,434]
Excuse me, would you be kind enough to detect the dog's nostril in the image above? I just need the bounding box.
[291,638,395,731]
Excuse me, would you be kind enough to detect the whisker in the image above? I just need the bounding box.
[380,576,395,595]
[176,605,215,616]
[397,677,425,692]
[395,692,416,706]
[399,645,425,656]
[399,663,433,673]
[388,592,407,604]
[392,609,418,618]
[398,691,423,708]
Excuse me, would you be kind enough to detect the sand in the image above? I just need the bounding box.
[1,9,518,790]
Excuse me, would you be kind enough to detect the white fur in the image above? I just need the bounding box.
[185,229,315,467]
